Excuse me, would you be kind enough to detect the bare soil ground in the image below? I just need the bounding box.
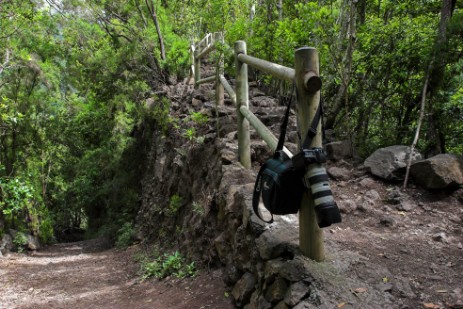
[0,239,234,309]
[0,173,462,309]
[326,176,463,309]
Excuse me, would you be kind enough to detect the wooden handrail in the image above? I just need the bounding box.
[236,53,295,83]
[239,105,292,158]
[196,75,216,86]
[219,74,236,105]
[190,35,325,262]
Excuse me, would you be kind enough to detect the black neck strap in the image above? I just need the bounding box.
[275,83,295,153]
[301,102,322,149]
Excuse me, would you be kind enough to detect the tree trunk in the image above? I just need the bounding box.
[357,0,366,25]
[404,67,431,188]
[0,48,10,77]
[145,0,166,60]
[429,0,456,94]
[325,0,356,129]
[425,0,457,155]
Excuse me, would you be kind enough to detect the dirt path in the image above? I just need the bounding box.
[0,239,234,309]
[1,187,462,309]
[326,182,463,309]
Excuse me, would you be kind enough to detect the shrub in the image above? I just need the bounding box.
[38,217,55,244]
[140,251,197,280]
[165,194,183,217]
[115,222,135,248]
[190,112,209,125]
[13,232,28,253]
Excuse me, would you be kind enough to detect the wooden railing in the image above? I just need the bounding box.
[191,33,325,262]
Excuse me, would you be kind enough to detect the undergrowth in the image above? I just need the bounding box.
[139,251,197,280]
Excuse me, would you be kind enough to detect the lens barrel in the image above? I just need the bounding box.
[306,163,342,228]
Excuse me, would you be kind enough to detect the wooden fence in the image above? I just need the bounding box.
[190,33,325,262]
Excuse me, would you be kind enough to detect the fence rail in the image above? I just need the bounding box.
[190,33,325,262]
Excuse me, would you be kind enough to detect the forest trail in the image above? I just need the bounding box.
[0,239,234,309]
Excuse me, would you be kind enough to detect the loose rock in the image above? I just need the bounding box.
[364,145,422,180]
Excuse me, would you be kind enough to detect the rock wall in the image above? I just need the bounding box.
[136,81,392,308]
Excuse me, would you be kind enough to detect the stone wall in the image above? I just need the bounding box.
[136,81,393,308]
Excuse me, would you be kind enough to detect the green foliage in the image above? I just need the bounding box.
[13,232,28,253]
[38,215,55,244]
[164,34,190,77]
[190,111,209,125]
[0,177,33,217]
[140,251,197,280]
[182,127,197,142]
[192,201,205,216]
[1,0,461,245]
[115,222,135,248]
[151,96,176,135]
[181,111,208,145]
[165,194,183,217]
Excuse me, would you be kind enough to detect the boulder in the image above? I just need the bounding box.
[0,233,13,255]
[327,166,351,181]
[251,96,277,107]
[265,276,288,304]
[26,234,40,251]
[284,281,311,307]
[357,189,381,212]
[255,217,299,260]
[337,199,357,214]
[410,154,463,190]
[364,146,422,180]
[232,272,257,307]
[244,290,272,309]
[325,141,353,161]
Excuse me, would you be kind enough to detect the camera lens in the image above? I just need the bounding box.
[306,164,342,228]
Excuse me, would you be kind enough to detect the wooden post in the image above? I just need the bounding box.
[239,105,292,158]
[214,32,224,137]
[189,43,195,84]
[234,41,251,169]
[295,47,325,262]
[194,48,201,89]
[215,32,225,106]
[219,74,236,105]
[236,53,294,82]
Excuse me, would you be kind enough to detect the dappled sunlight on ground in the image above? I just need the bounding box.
[0,241,233,309]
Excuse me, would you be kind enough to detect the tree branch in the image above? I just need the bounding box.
[403,64,432,189]
[0,48,10,76]
[145,0,166,60]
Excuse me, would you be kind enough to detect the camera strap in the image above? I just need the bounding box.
[291,95,324,170]
[253,83,296,224]
[275,83,296,153]
[301,101,323,150]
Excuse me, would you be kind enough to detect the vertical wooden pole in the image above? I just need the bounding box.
[215,32,225,106]
[234,41,251,169]
[214,33,224,137]
[189,42,195,84]
[295,47,325,262]
[194,48,201,89]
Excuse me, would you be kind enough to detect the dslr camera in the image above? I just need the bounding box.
[292,148,342,228]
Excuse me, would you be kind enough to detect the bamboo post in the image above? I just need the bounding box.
[215,32,225,106]
[295,47,324,262]
[234,41,251,169]
[194,48,201,89]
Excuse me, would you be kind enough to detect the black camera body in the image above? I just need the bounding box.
[291,147,326,169]
[302,147,327,164]
[292,147,342,228]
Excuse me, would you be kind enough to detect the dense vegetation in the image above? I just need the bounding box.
[1,0,462,245]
